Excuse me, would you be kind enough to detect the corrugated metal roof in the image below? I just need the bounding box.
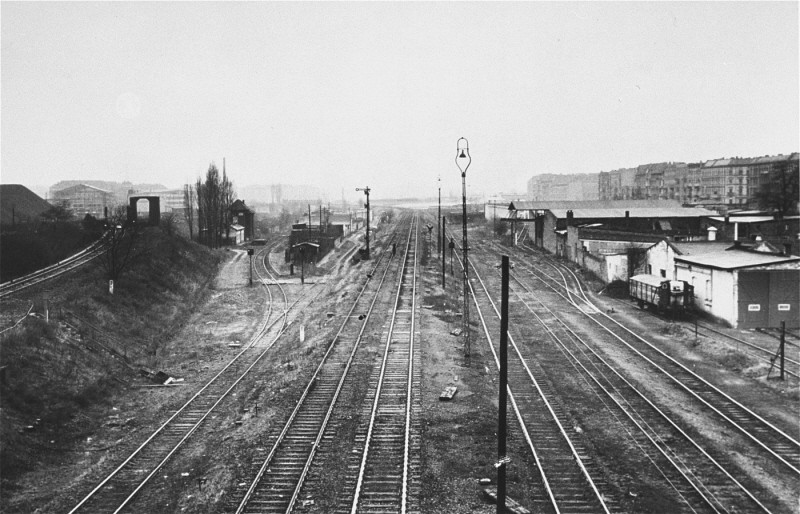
[675,250,800,270]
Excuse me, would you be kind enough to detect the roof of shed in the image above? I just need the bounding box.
[709,216,800,224]
[330,213,351,223]
[508,199,716,219]
[509,199,681,211]
[670,241,732,255]
[675,249,800,270]
[556,206,718,219]
[230,199,254,213]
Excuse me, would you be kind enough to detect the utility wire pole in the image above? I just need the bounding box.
[356,186,371,259]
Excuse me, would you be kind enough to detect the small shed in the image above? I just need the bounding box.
[230,199,255,241]
[330,213,353,236]
[642,240,732,279]
[675,247,800,328]
[229,224,245,245]
[290,241,320,264]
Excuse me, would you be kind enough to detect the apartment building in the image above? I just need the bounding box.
[527,173,598,201]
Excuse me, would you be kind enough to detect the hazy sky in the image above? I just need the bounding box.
[2,2,798,200]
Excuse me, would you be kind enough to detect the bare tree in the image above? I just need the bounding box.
[98,205,144,291]
[183,183,195,241]
[220,165,234,244]
[756,159,799,217]
[195,162,236,248]
[41,201,74,223]
[197,164,220,247]
[161,211,178,237]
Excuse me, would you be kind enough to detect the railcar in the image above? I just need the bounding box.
[629,274,694,314]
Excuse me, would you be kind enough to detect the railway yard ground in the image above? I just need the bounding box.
[1,215,798,513]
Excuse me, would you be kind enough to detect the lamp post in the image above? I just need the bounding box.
[356,186,371,259]
[456,137,471,358]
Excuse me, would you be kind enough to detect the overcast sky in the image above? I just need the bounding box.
[2,2,798,200]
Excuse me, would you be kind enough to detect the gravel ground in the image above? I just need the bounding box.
[6,224,798,514]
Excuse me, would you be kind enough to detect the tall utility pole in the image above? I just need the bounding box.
[437,176,442,253]
[356,186,371,259]
[441,216,446,288]
[456,137,471,358]
[498,255,510,513]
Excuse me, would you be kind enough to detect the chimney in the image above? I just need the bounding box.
[625,210,630,218]
[566,210,574,226]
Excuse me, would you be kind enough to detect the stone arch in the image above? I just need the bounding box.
[128,196,161,226]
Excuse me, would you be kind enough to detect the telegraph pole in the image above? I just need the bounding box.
[437,176,442,253]
[356,186,371,259]
[498,255,510,513]
[441,216,446,288]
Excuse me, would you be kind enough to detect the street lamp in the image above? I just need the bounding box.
[456,137,471,358]
[356,186,371,259]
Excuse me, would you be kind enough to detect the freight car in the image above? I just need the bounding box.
[629,274,694,314]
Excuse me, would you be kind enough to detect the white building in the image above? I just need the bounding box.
[674,246,799,328]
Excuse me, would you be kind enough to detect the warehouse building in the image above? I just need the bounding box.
[674,244,800,329]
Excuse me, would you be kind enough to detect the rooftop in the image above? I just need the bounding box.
[675,249,800,270]
[509,199,682,211]
[670,241,732,256]
[0,184,53,224]
[709,215,800,224]
[557,206,718,219]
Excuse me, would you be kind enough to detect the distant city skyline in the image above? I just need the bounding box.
[2,2,797,201]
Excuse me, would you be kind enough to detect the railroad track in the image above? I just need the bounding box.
[520,241,800,380]
[695,322,800,380]
[0,236,106,299]
[254,239,290,330]
[486,251,774,512]
[67,245,305,513]
[461,241,613,513]
[347,214,420,514]
[231,214,419,513]
[507,244,800,477]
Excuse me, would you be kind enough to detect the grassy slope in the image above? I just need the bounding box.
[0,228,223,503]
